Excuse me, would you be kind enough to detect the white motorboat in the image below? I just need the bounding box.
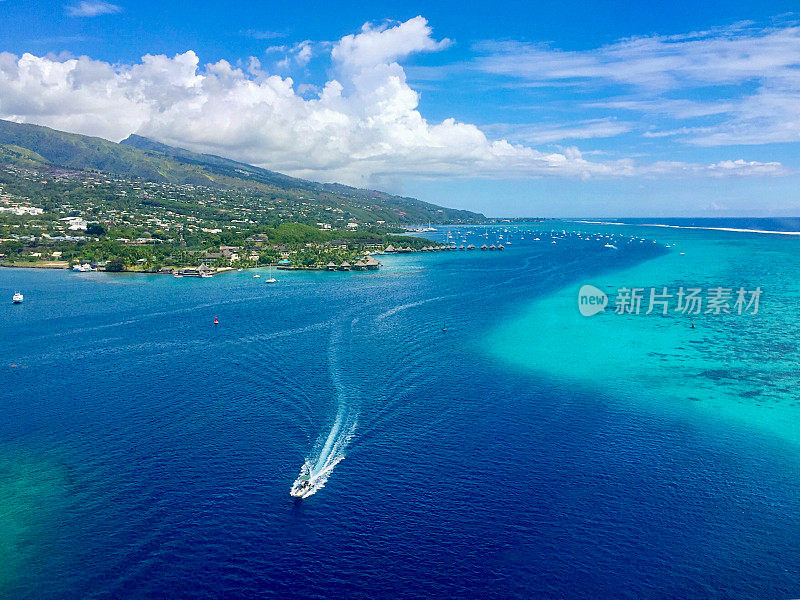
[290,463,314,498]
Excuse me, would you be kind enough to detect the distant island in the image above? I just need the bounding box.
[0,120,487,273]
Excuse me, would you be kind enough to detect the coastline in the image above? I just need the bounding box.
[0,238,467,275]
[0,261,71,270]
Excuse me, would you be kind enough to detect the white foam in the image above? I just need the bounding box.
[574,220,800,236]
[291,320,358,498]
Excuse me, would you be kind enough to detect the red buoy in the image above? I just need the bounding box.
[214,316,219,325]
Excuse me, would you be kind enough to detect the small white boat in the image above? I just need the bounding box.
[253,274,261,279]
[290,463,314,498]
[266,277,277,283]
[12,292,23,304]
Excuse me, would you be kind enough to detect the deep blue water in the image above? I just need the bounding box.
[2,223,800,599]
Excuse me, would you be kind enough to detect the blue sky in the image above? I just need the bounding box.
[2,0,800,216]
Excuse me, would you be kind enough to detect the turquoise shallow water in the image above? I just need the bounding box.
[1,220,800,598]
[489,221,800,443]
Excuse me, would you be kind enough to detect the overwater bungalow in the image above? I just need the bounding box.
[327,261,337,271]
[353,260,367,270]
[383,244,397,253]
[339,261,351,271]
[498,244,505,250]
[489,244,497,250]
[459,245,466,250]
[481,244,489,250]
[364,256,380,270]
[467,244,476,250]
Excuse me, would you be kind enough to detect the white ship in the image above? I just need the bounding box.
[12,292,23,304]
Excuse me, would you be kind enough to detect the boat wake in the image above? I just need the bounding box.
[291,320,358,499]
[290,435,350,498]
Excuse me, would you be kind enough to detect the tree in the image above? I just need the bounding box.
[105,256,126,272]
[86,223,106,236]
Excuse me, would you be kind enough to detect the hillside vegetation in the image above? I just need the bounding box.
[0,120,483,271]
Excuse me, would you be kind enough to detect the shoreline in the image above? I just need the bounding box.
[0,243,465,276]
[0,261,381,276]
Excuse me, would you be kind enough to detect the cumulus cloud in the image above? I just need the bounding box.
[267,40,317,71]
[0,17,784,185]
[331,17,451,71]
[66,1,121,17]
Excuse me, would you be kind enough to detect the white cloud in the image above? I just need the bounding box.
[331,17,451,71]
[267,40,317,71]
[474,24,800,90]
[486,118,633,144]
[66,1,121,17]
[474,23,800,147]
[0,17,784,185]
[241,29,286,40]
[640,159,786,177]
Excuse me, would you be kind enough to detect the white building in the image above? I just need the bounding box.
[60,216,87,231]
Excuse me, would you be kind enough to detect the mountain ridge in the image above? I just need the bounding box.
[0,119,483,224]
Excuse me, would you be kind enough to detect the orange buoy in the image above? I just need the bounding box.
[214,316,219,325]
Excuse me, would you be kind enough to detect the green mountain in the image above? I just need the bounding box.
[0,119,483,224]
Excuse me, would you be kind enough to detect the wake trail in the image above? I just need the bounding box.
[290,248,575,498]
[291,319,359,498]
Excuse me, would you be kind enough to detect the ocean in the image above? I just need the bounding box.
[2,219,800,599]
